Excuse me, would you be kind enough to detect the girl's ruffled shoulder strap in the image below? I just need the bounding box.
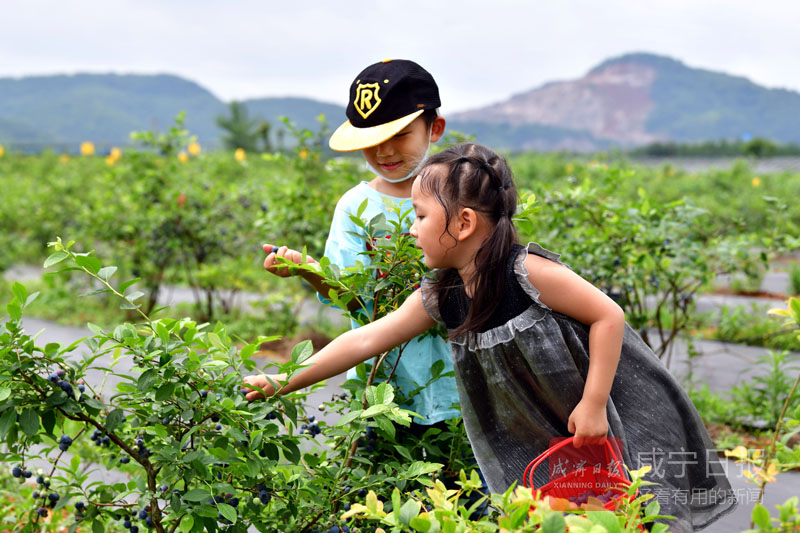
[419,271,445,326]
[513,242,570,311]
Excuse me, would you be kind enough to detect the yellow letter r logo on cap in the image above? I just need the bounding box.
[354,82,382,119]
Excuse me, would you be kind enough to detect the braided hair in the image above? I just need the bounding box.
[416,143,518,338]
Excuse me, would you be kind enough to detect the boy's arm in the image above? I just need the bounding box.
[243,289,435,400]
[263,244,360,312]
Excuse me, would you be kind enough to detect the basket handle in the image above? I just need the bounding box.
[523,436,624,489]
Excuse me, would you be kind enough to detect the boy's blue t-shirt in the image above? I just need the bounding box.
[321,181,461,425]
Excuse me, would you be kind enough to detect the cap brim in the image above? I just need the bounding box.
[329,109,425,152]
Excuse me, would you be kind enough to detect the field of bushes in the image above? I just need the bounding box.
[0,119,798,531]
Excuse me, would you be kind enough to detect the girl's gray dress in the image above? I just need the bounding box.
[420,243,736,532]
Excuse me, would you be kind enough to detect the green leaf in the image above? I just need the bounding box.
[20,408,40,437]
[119,277,142,294]
[585,511,620,533]
[41,410,56,436]
[43,251,69,268]
[751,503,771,529]
[75,255,102,274]
[0,409,17,438]
[12,282,27,306]
[0,388,10,402]
[97,266,117,282]
[125,290,145,302]
[84,397,106,410]
[6,301,21,321]
[644,498,661,517]
[409,516,431,532]
[540,512,567,533]
[290,340,314,364]
[155,383,175,402]
[183,489,211,502]
[179,515,194,533]
[92,518,104,533]
[106,409,124,432]
[137,369,158,392]
[217,502,237,524]
[398,499,421,526]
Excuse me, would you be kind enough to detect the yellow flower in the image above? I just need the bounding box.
[752,177,761,187]
[80,141,95,156]
[188,142,201,156]
[110,147,122,161]
[178,151,189,164]
[235,148,246,162]
[105,155,117,166]
[0,144,4,158]
[59,154,70,164]
[299,149,309,160]
[565,163,574,174]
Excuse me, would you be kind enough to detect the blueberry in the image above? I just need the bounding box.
[124,519,134,529]
[343,503,351,511]
[307,415,315,423]
[59,443,70,452]
[229,497,239,507]
[48,373,60,383]
[37,507,48,517]
[145,517,153,527]
[59,381,73,394]
[216,424,222,431]
[216,393,223,399]
[342,527,350,533]
[75,501,85,511]
[328,527,340,533]
[131,527,139,533]
[60,434,72,444]
[11,466,22,478]
[211,414,220,422]
[200,389,208,398]
[162,417,170,425]
[160,485,169,492]
[48,492,60,502]
[138,509,148,519]
[121,457,130,464]
[78,384,86,393]
[23,469,32,478]
[56,369,65,378]
[266,412,277,420]
[36,475,44,484]
[239,388,248,396]
[32,491,40,498]
[357,489,367,498]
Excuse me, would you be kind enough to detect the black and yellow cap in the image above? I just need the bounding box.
[329,59,441,152]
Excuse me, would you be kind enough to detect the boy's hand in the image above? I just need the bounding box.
[567,398,608,448]
[242,374,283,401]
[263,244,319,278]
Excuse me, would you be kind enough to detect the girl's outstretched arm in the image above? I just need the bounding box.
[243,290,436,400]
[525,253,626,448]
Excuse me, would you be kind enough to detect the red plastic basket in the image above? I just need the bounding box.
[523,437,635,511]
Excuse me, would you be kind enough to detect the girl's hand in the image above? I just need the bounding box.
[242,374,284,401]
[567,399,608,448]
[263,244,318,278]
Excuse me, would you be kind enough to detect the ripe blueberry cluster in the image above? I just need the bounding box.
[11,466,32,479]
[357,426,378,452]
[58,434,73,452]
[90,429,111,447]
[255,483,272,505]
[47,368,86,399]
[300,415,322,437]
[135,436,152,458]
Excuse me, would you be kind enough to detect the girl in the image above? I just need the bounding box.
[244,143,736,532]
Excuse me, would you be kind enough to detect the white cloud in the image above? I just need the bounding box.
[0,0,798,112]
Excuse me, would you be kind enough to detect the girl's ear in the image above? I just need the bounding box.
[455,207,479,241]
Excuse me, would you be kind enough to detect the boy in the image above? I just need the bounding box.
[262,59,460,430]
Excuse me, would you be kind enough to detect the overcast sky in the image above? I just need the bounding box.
[1,0,799,113]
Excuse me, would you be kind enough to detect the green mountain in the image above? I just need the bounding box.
[0,74,346,150]
[0,73,225,146]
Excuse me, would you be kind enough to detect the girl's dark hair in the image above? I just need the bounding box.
[417,143,518,338]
